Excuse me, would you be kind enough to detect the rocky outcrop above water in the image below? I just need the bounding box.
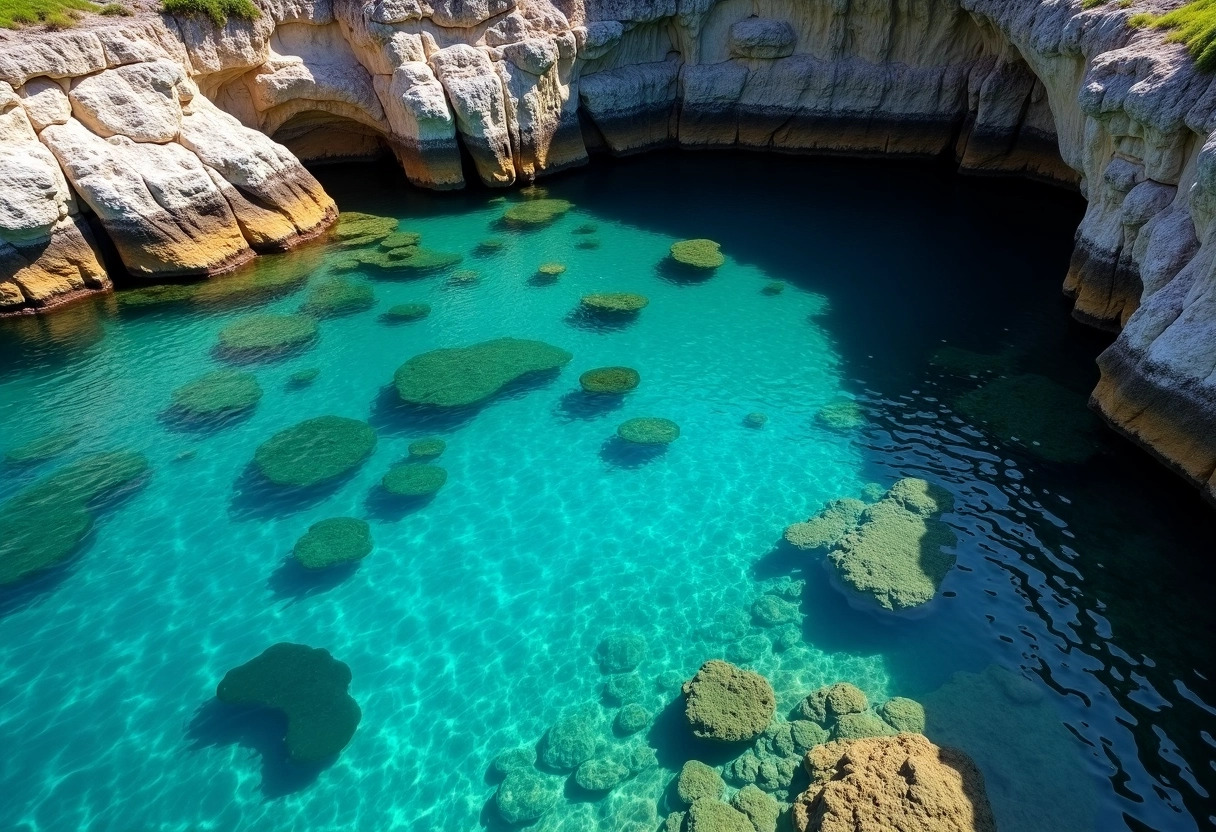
[0,0,1215,500]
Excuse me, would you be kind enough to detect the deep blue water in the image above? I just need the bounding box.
[1,152,1214,832]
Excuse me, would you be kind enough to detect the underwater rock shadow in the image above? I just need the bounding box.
[184,698,329,799]
[157,405,256,436]
[599,436,668,469]
[646,696,749,772]
[553,390,627,423]
[655,257,717,286]
[267,556,360,604]
[0,551,78,621]
[369,369,565,435]
[228,462,351,522]
[564,308,639,333]
[364,485,437,522]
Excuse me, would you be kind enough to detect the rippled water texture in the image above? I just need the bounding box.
[2,153,1214,832]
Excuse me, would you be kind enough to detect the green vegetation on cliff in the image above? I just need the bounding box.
[0,0,99,28]
[1131,1,1216,70]
[161,0,258,26]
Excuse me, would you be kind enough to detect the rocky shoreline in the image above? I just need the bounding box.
[0,0,1213,501]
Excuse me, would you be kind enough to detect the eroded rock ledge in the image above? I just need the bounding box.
[0,0,1214,501]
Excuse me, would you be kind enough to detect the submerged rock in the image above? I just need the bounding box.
[288,368,320,388]
[300,277,375,318]
[580,292,649,315]
[761,282,785,296]
[382,303,431,323]
[292,517,372,570]
[784,498,866,551]
[799,683,868,723]
[502,198,572,227]
[496,770,561,824]
[617,417,680,445]
[597,631,647,673]
[604,672,645,705]
[682,660,775,742]
[731,785,781,832]
[580,366,640,394]
[686,798,754,832]
[0,451,149,585]
[379,231,422,249]
[491,746,536,776]
[677,760,725,805]
[382,463,447,497]
[253,416,376,487]
[408,437,446,459]
[216,314,318,360]
[575,756,630,792]
[170,369,262,419]
[537,262,566,276]
[955,373,1100,463]
[216,642,361,763]
[4,430,79,464]
[333,212,396,246]
[825,478,955,611]
[877,696,926,733]
[791,734,996,832]
[393,337,572,408]
[751,594,799,626]
[476,237,505,254]
[615,703,651,735]
[814,399,866,431]
[670,239,725,269]
[540,704,601,770]
[743,412,768,428]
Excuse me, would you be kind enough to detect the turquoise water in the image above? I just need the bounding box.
[1,152,1214,832]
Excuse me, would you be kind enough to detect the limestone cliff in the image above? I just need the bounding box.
[0,0,1213,502]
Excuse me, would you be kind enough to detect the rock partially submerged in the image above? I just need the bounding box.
[792,733,995,832]
[253,416,376,487]
[682,660,775,742]
[0,451,149,585]
[216,643,361,763]
[784,498,866,551]
[580,293,648,315]
[677,760,725,805]
[502,198,572,227]
[292,517,372,570]
[393,337,572,408]
[670,239,725,269]
[300,277,375,318]
[333,212,396,246]
[826,479,956,611]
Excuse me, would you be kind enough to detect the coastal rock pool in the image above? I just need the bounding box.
[1,152,1214,832]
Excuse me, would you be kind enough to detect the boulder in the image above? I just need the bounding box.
[292,517,373,569]
[676,760,725,805]
[682,660,775,742]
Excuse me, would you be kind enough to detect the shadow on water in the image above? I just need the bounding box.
[654,257,717,286]
[267,557,360,604]
[564,309,640,333]
[365,486,436,522]
[369,368,566,436]
[185,699,330,799]
[0,553,78,621]
[553,390,626,423]
[598,437,668,469]
[228,463,352,522]
[645,697,748,771]
[158,406,256,436]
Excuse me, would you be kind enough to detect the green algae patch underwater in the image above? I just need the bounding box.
[216,642,361,762]
[495,770,561,824]
[170,369,262,420]
[784,498,867,551]
[826,478,956,612]
[293,517,373,570]
[300,277,375,319]
[253,416,376,487]
[815,399,866,431]
[580,293,649,315]
[0,451,149,585]
[670,239,726,269]
[332,211,397,246]
[501,198,572,228]
[4,429,79,464]
[381,303,431,323]
[954,373,1100,463]
[617,417,680,445]
[216,314,318,361]
[408,437,446,459]
[393,337,572,408]
[682,660,776,742]
[381,463,447,497]
[579,366,640,394]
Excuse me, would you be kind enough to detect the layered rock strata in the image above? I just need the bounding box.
[0,0,1214,500]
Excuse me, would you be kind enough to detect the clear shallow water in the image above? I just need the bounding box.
[1,152,1214,832]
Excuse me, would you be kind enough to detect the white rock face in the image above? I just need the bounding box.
[69,60,192,143]
[429,44,515,185]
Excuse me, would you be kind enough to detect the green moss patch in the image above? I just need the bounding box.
[670,239,725,269]
[292,517,372,570]
[161,0,258,24]
[253,416,376,487]
[5,430,79,464]
[170,369,262,419]
[1131,1,1216,71]
[617,417,679,445]
[332,212,397,246]
[300,278,375,319]
[682,660,775,742]
[1,0,98,29]
[502,199,572,228]
[382,463,447,497]
[380,231,422,249]
[393,337,572,408]
[538,262,566,276]
[117,283,199,308]
[743,412,767,428]
[579,366,640,394]
[216,314,318,360]
[954,373,1100,463]
[475,238,505,255]
[0,451,149,585]
[216,642,361,762]
[580,293,648,315]
[381,303,431,323]
[408,437,446,459]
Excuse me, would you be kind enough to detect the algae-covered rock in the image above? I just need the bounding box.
[710,608,751,641]
[831,710,896,741]
[170,369,262,419]
[339,246,463,275]
[394,338,572,408]
[597,631,647,673]
[784,498,866,551]
[580,292,648,314]
[575,757,629,792]
[617,417,680,445]
[727,634,770,665]
[491,746,536,775]
[686,799,754,832]
[496,769,561,824]
[476,237,505,254]
[731,785,780,832]
[333,211,396,245]
[292,517,372,570]
[288,368,320,388]
[0,451,149,585]
[751,594,799,627]
[815,399,866,431]
[954,373,1100,463]
[743,412,767,428]
[4,430,80,464]
[677,760,725,805]
[800,683,869,723]
[300,277,375,318]
[503,198,572,227]
[216,642,361,763]
[540,704,601,770]
[670,239,725,269]
[380,231,422,249]
[118,282,199,308]
[580,366,640,394]
[382,302,431,323]
[826,478,955,611]
[217,314,319,360]
[682,660,775,742]
[615,703,651,735]
[790,719,830,752]
[877,696,925,733]
[761,282,785,296]
[253,416,376,487]
[382,463,447,497]
[538,262,566,276]
[408,437,446,459]
[791,734,996,832]
[573,223,598,235]
[450,269,480,285]
[770,624,801,652]
[604,672,645,705]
